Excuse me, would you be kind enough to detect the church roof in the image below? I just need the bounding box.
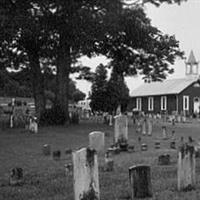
[130,78,196,97]
[187,50,198,64]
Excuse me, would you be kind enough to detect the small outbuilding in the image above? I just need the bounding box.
[130,51,200,116]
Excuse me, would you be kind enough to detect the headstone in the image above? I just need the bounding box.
[53,150,61,161]
[162,126,167,139]
[9,167,23,186]
[141,143,148,151]
[29,117,38,133]
[177,144,196,191]
[10,115,14,128]
[136,119,142,133]
[72,148,100,200]
[171,130,175,140]
[128,145,135,153]
[142,118,146,135]
[89,131,105,153]
[114,114,128,145]
[155,141,161,149]
[158,154,170,165]
[116,105,121,115]
[65,148,72,155]
[170,141,176,149]
[147,118,152,136]
[129,165,152,199]
[43,144,51,156]
[109,115,113,126]
[65,163,73,176]
[104,151,114,171]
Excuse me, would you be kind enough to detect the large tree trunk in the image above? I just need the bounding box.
[56,35,71,122]
[28,51,45,122]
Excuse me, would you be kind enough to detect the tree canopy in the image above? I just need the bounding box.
[0,0,187,122]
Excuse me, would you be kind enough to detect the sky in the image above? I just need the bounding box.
[72,0,200,97]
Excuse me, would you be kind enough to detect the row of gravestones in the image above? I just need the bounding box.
[73,143,197,199]
[9,136,197,199]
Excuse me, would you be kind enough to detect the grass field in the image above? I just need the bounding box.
[1,120,200,200]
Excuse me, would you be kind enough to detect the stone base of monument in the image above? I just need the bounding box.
[42,144,51,156]
[128,145,135,153]
[158,154,170,165]
[141,143,148,151]
[65,148,72,155]
[53,150,61,161]
[108,146,120,155]
[170,141,176,149]
[9,168,23,186]
[119,142,128,151]
[155,141,161,149]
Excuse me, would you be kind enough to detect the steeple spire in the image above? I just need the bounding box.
[187,50,198,65]
[185,50,199,78]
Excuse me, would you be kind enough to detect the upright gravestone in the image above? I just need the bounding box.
[142,118,146,135]
[177,144,196,191]
[162,126,167,139]
[72,148,100,200]
[89,131,105,153]
[114,114,128,145]
[129,165,152,199]
[147,118,153,136]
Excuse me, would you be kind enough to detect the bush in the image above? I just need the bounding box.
[40,104,66,126]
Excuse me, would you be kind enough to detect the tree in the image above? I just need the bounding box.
[90,64,108,112]
[0,0,187,123]
[106,70,130,113]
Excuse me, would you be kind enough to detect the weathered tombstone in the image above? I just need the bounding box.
[65,148,72,155]
[43,144,51,156]
[65,163,73,176]
[29,117,38,133]
[109,115,113,126]
[147,118,152,136]
[114,114,128,145]
[142,118,146,135]
[141,143,148,151]
[170,141,176,149]
[177,144,196,191]
[136,119,142,133]
[162,126,167,139]
[155,141,161,149]
[104,151,114,171]
[89,131,105,153]
[171,130,175,140]
[10,115,14,128]
[129,165,152,199]
[72,148,100,200]
[53,150,61,161]
[128,145,135,153]
[158,154,170,165]
[9,167,23,186]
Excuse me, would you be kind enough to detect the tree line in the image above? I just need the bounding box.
[0,0,187,123]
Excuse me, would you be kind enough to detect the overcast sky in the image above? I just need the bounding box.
[73,0,200,97]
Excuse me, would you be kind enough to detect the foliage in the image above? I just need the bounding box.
[106,71,130,113]
[40,104,66,125]
[90,64,108,112]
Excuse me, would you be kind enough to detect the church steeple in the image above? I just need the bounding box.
[185,50,199,78]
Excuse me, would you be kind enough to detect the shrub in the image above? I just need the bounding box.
[40,104,66,126]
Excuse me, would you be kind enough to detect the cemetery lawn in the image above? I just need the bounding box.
[1,121,200,200]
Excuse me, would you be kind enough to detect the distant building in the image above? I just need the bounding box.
[77,99,91,111]
[130,51,200,116]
